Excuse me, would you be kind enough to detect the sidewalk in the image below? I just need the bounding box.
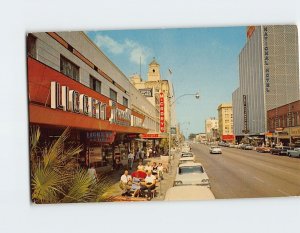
[100,152,180,202]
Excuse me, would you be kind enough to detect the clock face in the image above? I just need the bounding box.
[153,69,155,73]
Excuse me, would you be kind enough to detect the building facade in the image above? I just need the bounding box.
[130,58,176,140]
[205,117,219,142]
[27,31,159,170]
[267,100,300,146]
[218,104,234,141]
[232,25,299,140]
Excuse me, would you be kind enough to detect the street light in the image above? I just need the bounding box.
[168,92,200,162]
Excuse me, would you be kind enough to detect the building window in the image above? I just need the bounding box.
[27,33,37,58]
[123,97,128,107]
[60,55,79,81]
[89,75,101,94]
[110,88,117,102]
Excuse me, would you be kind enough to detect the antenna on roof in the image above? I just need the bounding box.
[139,56,142,78]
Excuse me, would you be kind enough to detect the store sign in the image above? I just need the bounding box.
[243,95,248,133]
[290,127,300,136]
[109,100,131,126]
[51,81,106,120]
[263,26,270,92]
[87,131,116,143]
[140,133,168,139]
[222,134,234,141]
[131,115,143,128]
[88,147,102,163]
[159,92,165,132]
[247,26,256,39]
[139,88,153,97]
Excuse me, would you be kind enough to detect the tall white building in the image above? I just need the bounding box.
[232,25,299,138]
[205,117,219,141]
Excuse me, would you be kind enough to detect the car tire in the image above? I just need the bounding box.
[288,153,291,157]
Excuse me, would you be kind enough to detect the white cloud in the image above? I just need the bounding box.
[94,34,151,65]
[94,35,124,54]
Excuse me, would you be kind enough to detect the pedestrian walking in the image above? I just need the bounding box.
[128,151,134,170]
[140,148,145,162]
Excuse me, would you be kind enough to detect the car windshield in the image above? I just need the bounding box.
[179,166,203,174]
[182,153,193,157]
[212,146,220,149]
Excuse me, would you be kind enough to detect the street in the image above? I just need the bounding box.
[191,143,300,199]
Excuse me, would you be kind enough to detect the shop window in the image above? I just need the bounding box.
[110,88,117,102]
[123,97,128,107]
[60,55,79,81]
[89,75,101,94]
[27,33,37,58]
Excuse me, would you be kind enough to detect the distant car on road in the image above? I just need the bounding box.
[244,144,254,150]
[240,144,253,150]
[174,162,210,187]
[209,146,222,154]
[164,186,215,201]
[256,146,271,153]
[270,146,293,156]
[287,148,300,158]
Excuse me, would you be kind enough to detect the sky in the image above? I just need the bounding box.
[86,26,247,137]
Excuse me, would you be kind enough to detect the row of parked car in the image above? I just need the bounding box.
[164,145,215,201]
[217,141,300,158]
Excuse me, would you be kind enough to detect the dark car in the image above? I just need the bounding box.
[270,146,294,156]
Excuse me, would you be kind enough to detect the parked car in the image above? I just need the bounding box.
[179,156,195,165]
[209,146,222,154]
[256,146,271,153]
[181,146,191,153]
[287,148,300,157]
[164,185,215,201]
[270,146,294,156]
[181,152,195,160]
[174,162,210,187]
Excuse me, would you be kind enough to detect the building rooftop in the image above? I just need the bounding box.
[217,103,232,110]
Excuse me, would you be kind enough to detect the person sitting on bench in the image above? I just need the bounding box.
[140,170,156,200]
[119,170,132,196]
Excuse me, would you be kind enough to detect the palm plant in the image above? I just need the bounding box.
[30,126,113,204]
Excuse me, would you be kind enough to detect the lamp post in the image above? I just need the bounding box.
[168,92,200,162]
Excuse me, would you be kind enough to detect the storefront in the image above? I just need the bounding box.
[28,57,148,169]
[221,134,235,143]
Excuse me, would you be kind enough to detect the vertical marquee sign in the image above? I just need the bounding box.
[159,92,165,132]
[263,26,270,93]
[242,95,249,134]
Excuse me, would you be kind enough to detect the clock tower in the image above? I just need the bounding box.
[147,57,161,81]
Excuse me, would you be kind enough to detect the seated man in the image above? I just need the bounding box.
[119,170,132,196]
[140,170,156,200]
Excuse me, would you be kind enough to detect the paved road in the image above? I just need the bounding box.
[191,143,300,199]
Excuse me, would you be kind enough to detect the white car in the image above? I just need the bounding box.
[174,162,210,187]
[164,186,215,201]
[181,146,191,153]
[180,152,195,162]
[209,146,222,154]
[179,156,195,165]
